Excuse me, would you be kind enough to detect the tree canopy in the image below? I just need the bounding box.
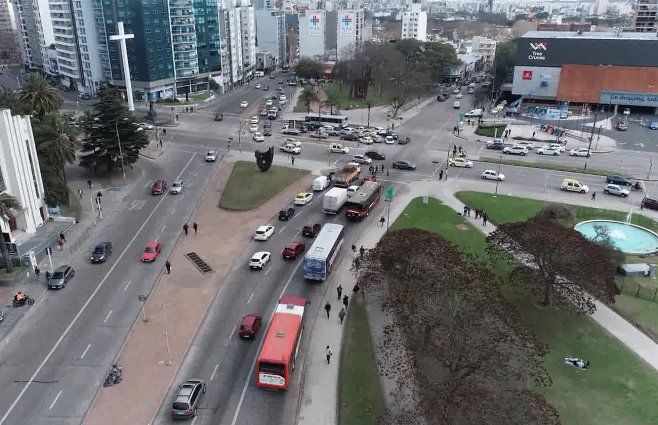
[294,58,325,80]
[487,215,619,313]
[79,84,149,172]
[20,73,62,119]
[492,38,518,91]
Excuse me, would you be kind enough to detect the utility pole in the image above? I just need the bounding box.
[115,121,127,184]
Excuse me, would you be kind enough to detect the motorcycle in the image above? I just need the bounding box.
[103,364,123,387]
[12,295,35,307]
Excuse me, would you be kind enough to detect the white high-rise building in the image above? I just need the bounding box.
[256,9,287,66]
[336,9,367,59]
[0,0,21,63]
[0,109,47,240]
[12,0,56,73]
[401,1,427,42]
[218,0,256,85]
[471,36,496,67]
[240,4,256,73]
[299,10,326,59]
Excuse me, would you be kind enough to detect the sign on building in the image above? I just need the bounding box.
[308,14,323,38]
[338,12,356,38]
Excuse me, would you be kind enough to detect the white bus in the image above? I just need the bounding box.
[303,224,345,281]
[305,113,348,128]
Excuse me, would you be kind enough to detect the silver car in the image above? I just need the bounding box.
[171,379,206,419]
[603,184,629,198]
[48,265,75,289]
[170,180,183,194]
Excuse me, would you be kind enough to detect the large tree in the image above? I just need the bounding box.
[20,72,61,120]
[294,58,325,80]
[356,229,557,425]
[34,114,78,184]
[492,39,518,92]
[298,86,318,113]
[79,84,149,172]
[487,215,619,313]
[0,87,31,115]
[0,182,22,273]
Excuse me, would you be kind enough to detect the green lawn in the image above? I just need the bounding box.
[0,265,28,281]
[478,156,625,177]
[338,296,386,425]
[218,161,308,211]
[323,82,388,110]
[392,196,658,425]
[475,123,507,137]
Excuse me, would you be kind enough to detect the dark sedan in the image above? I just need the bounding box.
[392,160,416,170]
[90,242,112,263]
[279,207,295,221]
[48,265,75,289]
[365,151,386,160]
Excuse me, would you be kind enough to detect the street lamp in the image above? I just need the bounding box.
[494,155,502,196]
[238,120,248,153]
[115,120,127,184]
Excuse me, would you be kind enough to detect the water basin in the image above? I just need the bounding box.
[574,220,658,255]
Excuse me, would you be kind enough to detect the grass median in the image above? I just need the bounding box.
[475,123,507,137]
[218,161,308,211]
[392,196,658,425]
[338,296,386,425]
[479,156,623,177]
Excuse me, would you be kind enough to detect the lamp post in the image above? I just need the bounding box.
[494,155,502,196]
[238,120,248,153]
[115,121,127,184]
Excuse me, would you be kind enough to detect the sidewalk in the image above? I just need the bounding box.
[297,177,658,424]
[84,161,315,425]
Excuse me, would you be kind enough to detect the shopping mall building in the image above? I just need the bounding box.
[511,31,658,114]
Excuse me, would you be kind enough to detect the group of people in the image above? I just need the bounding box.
[369,164,385,175]
[451,145,467,158]
[463,204,488,225]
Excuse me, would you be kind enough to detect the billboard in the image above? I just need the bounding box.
[511,66,561,98]
[338,12,356,38]
[307,12,323,38]
[516,38,658,68]
[599,92,658,108]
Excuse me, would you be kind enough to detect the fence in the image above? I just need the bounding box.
[618,278,658,303]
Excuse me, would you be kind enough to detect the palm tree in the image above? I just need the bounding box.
[20,73,61,120]
[0,87,30,115]
[0,183,21,273]
[299,86,318,113]
[325,92,341,115]
[35,114,78,184]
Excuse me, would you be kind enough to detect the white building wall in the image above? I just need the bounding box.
[240,4,256,72]
[336,9,365,59]
[299,10,326,59]
[255,9,285,63]
[0,110,46,240]
[401,2,427,41]
[227,8,243,83]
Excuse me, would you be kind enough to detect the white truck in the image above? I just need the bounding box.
[322,187,348,214]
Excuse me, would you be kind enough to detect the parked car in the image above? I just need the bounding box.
[464,109,483,118]
[641,197,658,211]
[330,143,349,154]
[151,179,167,195]
[240,100,248,108]
[309,132,329,139]
[340,133,360,141]
[365,151,385,160]
[282,127,301,135]
[561,178,589,194]
[263,128,272,136]
[503,145,528,155]
[249,251,271,270]
[141,241,162,262]
[603,184,629,197]
[384,136,395,144]
[481,169,505,181]
[278,208,295,221]
[569,148,591,157]
[171,379,206,419]
[253,132,265,142]
[294,192,314,205]
[254,225,275,241]
[249,123,259,133]
[302,223,322,237]
[650,121,658,130]
[398,136,411,145]
[352,154,372,165]
[392,160,416,170]
[48,265,75,289]
[250,116,259,124]
[359,136,374,145]
[448,158,473,168]
[238,314,262,339]
[169,180,184,194]
[486,140,504,150]
[607,174,633,186]
[90,242,112,263]
[205,150,217,162]
[282,242,305,260]
[537,146,561,156]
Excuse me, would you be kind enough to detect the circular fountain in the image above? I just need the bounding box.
[574,219,658,255]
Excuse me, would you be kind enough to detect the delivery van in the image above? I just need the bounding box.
[312,175,330,191]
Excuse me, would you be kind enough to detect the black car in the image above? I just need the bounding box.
[392,160,416,170]
[340,133,360,141]
[607,174,633,186]
[263,128,272,136]
[48,265,75,289]
[91,242,113,263]
[641,197,658,211]
[365,151,386,160]
[437,95,446,102]
[279,208,295,221]
[302,223,322,237]
[171,379,206,419]
[214,113,223,121]
[398,137,411,145]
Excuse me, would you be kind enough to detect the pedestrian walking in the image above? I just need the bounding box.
[532,131,536,139]
[162,128,167,135]
[351,244,357,253]
[77,188,83,199]
[175,114,179,121]
[439,169,444,180]
[337,285,343,301]
[342,294,349,309]
[359,246,365,257]
[57,238,64,250]
[45,271,51,281]
[353,283,360,295]
[87,178,92,189]
[165,260,171,274]
[338,308,346,325]
[326,346,333,364]
[379,216,385,227]
[159,139,163,148]
[591,192,596,201]
[452,145,457,156]
[183,223,189,236]
[59,232,66,242]
[483,213,488,226]
[34,266,40,280]
[193,222,198,234]
[324,301,331,318]
[463,205,468,216]
[291,156,295,165]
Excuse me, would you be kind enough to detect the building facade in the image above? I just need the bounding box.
[0,0,21,63]
[635,0,657,32]
[336,9,366,59]
[401,1,427,42]
[299,9,326,59]
[255,9,287,66]
[13,0,56,73]
[471,36,496,67]
[0,109,46,241]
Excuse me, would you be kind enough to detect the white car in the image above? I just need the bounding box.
[253,132,265,142]
[279,95,287,102]
[623,108,631,115]
[249,251,271,270]
[282,127,301,135]
[455,93,463,99]
[360,136,374,145]
[503,145,528,155]
[280,143,301,154]
[169,180,183,194]
[537,146,561,156]
[449,158,473,168]
[137,122,154,131]
[249,124,259,133]
[352,154,372,165]
[254,225,275,241]
[569,148,591,157]
[330,144,349,154]
[372,135,384,143]
[240,100,248,108]
[255,83,262,89]
[482,169,505,181]
[384,136,395,144]
[284,138,302,147]
[266,99,273,106]
[250,116,259,124]
[452,88,460,94]
[548,143,566,152]
[464,109,483,118]
[294,192,314,205]
[514,141,535,150]
[603,184,629,197]
[205,150,218,162]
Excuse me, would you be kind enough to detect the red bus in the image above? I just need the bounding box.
[345,181,382,220]
[256,295,307,390]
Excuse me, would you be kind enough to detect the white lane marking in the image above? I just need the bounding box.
[191,416,198,425]
[79,344,91,359]
[278,226,286,233]
[0,154,197,425]
[143,180,153,189]
[230,258,304,425]
[171,208,176,215]
[332,214,339,221]
[264,267,271,276]
[161,224,166,233]
[293,231,300,238]
[230,325,237,339]
[123,281,132,291]
[103,310,113,324]
[48,390,62,410]
[247,292,255,304]
[210,364,219,381]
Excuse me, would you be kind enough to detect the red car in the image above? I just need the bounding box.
[151,179,167,195]
[141,241,162,262]
[238,314,262,339]
[282,242,305,260]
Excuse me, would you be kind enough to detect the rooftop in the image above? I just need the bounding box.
[521,30,658,41]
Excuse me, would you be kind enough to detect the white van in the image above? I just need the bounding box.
[453,101,461,109]
[312,175,330,191]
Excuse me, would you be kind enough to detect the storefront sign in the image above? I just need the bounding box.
[599,92,658,107]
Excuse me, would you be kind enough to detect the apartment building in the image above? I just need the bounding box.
[471,35,496,67]
[336,9,367,59]
[401,0,427,41]
[12,0,56,74]
[255,9,287,66]
[0,0,21,63]
[635,0,657,32]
